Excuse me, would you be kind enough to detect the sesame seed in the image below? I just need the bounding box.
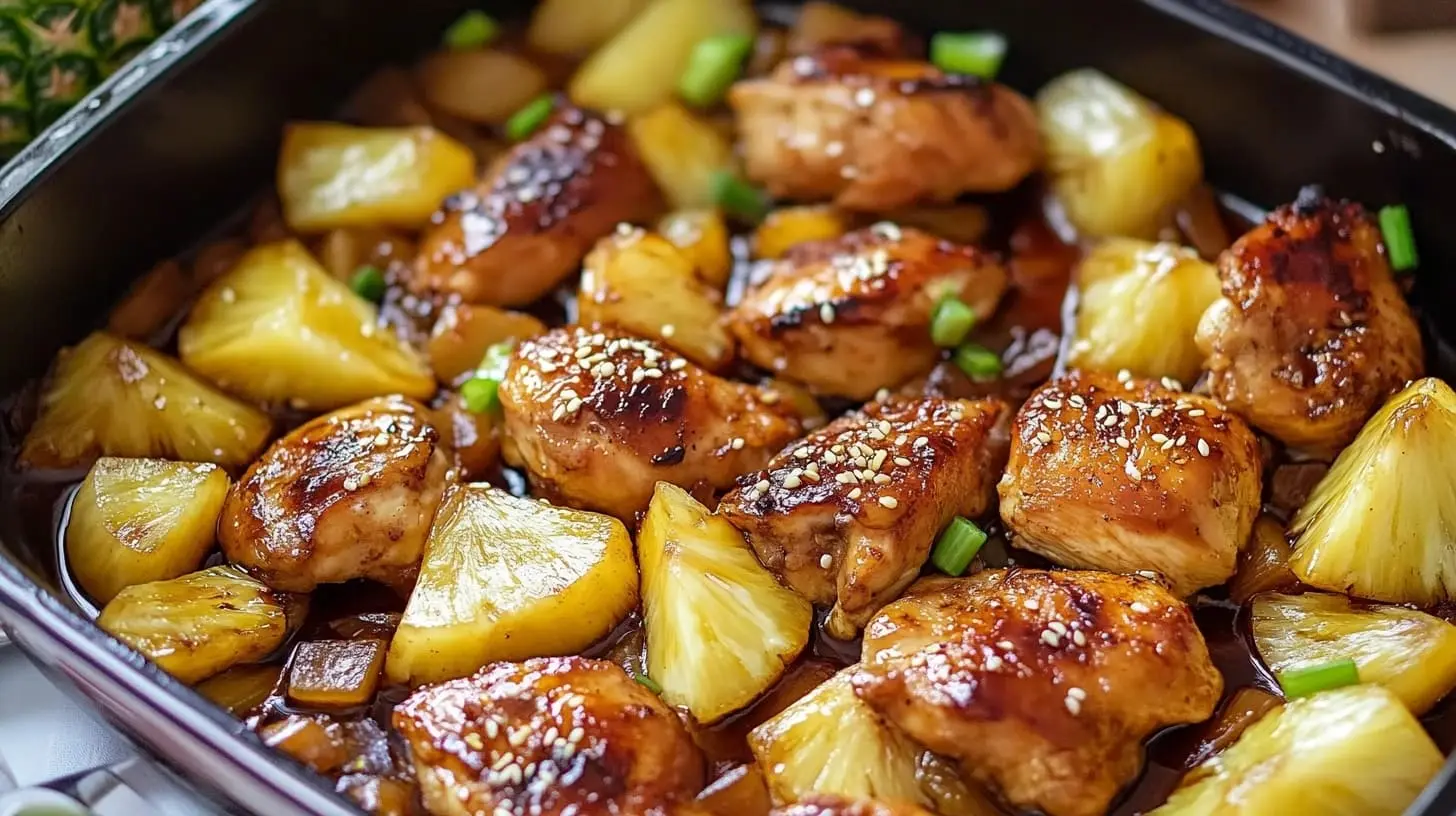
[1119,402,1132,416]
[834,472,853,484]
[1065,695,1082,715]
[914,436,929,447]
[760,391,780,404]
[820,303,837,323]
[873,474,892,484]
[820,554,833,569]
[803,468,821,483]
[1187,408,1205,417]
[1043,398,1063,410]
[1151,433,1169,444]
[1130,601,1151,614]
[493,752,515,771]
[1115,437,1130,449]
[1176,435,1187,446]
[783,474,803,489]
[1197,439,1211,457]
[661,324,676,337]
[1072,630,1087,646]
[631,368,646,383]
[1068,686,1087,700]
[1117,369,1132,382]
[984,654,1003,670]
[508,726,529,746]
[644,368,663,379]
[1041,630,1062,647]
[540,362,558,373]
[1126,462,1142,481]
[878,496,898,508]
[485,720,499,739]
[551,404,567,421]
[1069,395,1086,408]
[1161,438,1175,451]
[1048,621,1068,635]
[1035,431,1052,444]
[893,456,911,467]
[1161,377,1183,391]
[731,437,745,450]
[871,450,888,470]
[464,733,484,750]
[794,447,811,459]
[566,397,583,413]
[997,640,1015,650]
[568,727,585,744]
[755,479,770,492]
[1024,598,1039,610]
[823,451,838,465]
[1102,414,1119,427]
[848,487,863,500]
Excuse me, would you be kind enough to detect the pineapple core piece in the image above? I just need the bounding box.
[1289,377,1456,605]
[1253,592,1456,715]
[1149,685,1442,816]
[638,481,812,723]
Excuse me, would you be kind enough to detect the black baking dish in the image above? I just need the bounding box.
[0,0,1454,813]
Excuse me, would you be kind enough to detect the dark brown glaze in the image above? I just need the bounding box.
[413,104,659,306]
[729,47,1041,211]
[392,656,704,816]
[498,326,802,521]
[1195,191,1424,457]
[770,794,934,816]
[997,371,1263,597]
[219,395,450,594]
[853,570,1222,816]
[728,225,1009,399]
[719,396,1009,638]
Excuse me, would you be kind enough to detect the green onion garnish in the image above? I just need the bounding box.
[443,11,499,50]
[1378,204,1419,272]
[477,340,515,382]
[505,94,555,142]
[930,31,1008,79]
[349,265,386,303]
[952,343,1003,381]
[678,34,755,108]
[460,377,501,415]
[930,298,977,347]
[634,673,663,694]
[710,170,769,223]
[1277,659,1360,699]
[931,516,987,576]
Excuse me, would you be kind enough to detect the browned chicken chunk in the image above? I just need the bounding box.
[728,225,1009,400]
[997,371,1262,597]
[393,656,704,816]
[720,396,1008,638]
[220,395,450,593]
[771,795,934,816]
[500,326,803,521]
[854,570,1222,816]
[1195,190,1424,457]
[413,105,658,306]
[729,47,1041,211]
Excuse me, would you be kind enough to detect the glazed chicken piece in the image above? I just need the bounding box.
[1196,190,1423,457]
[771,795,934,816]
[413,105,658,306]
[728,225,1009,400]
[854,570,1222,816]
[996,370,1262,597]
[393,656,704,816]
[729,47,1041,211]
[220,395,450,593]
[720,396,1008,638]
[500,326,803,521]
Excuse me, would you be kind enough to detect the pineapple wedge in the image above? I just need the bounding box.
[626,102,736,209]
[178,240,435,410]
[1067,238,1222,384]
[67,457,230,604]
[385,484,638,686]
[1253,592,1456,714]
[277,123,476,233]
[639,482,812,723]
[1289,378,1456,605]
[1148,685,1442,816]
[659,208,732,288]
[97,565,306,685]
[18,332,272,470]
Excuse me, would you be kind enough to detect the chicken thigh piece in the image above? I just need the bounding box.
[413,105,658,306]
[729,47,1041,211]
[728,225,1009,400]
[394,656,704,816]
[1195,190,1423,457]
[854,570,1222,816]
[997,370,1262,597]
[720,396,1008,638]
[220,395,450,593]
[499,327,803,521]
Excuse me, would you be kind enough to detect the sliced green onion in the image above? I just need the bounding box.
[710,170,769,223]
[477,340,515,382]
[460,377,501,415]
[634,673,663,694]
[930,31,1007,79]
[443,11,499,50]
[1378,204,1419,272]
[349,265,386,303]
[930,298,976,347]
[931,516,987,576]
[505,94,555,142]
[1277,659,1360,699]
[952,343,1003,381]
[678,34,755,108]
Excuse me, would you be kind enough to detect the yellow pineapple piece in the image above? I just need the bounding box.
[196,664,283,715]
[659,208,732,288]
[753,206,848,260]
[626,102,735,209]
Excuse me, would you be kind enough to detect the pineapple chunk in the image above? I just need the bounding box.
[277,123,477,233]
[1037,69,1203,240]
[1289,378,1456,605]
[414,50,548,126]
[427,303,546,385]
[1253,592,1456,715]
[196,664,283,715]
[178,240,435,410]
[527,0,653,55]
[659,208,732,288]
[639,482,812,723]
[1066,238,1221,383]
[97,565,306,685]
[67,457,230,604]
[1148,685,1442,816]
[579,227,733,370]
[18,332,272,470]
[626,102,736,209]
[385,484,638,686]
[753,206,848,260]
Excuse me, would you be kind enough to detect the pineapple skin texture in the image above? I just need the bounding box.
[385,485,638,687]
[67,457,229,604]
[1289,377,1456,605]
[1149,685,1443,816]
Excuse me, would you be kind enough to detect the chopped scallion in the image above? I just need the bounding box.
[1277,659,1360,699]
[710,170,769,223]
[930,31,1007,79]
[477,340,515,382]
[634,673,663,694]
[678,34,755,108]
[1378,204,1419,272]
[505,94,555,142]
[930,297,976,347]
[460,377,501,415]
[443,10,499,50]
[952,343,1003,381]
[349,265,386,303]
[931,516,987,576]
